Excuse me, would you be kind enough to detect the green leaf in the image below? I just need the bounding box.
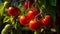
[14,22,17,29]
[46,6,56,16]
[0,8,4,16]
[0,4,4,16]
[9,16,14,24]
[3,16,9,23]
[20,7,26,15]
[34,31,40,34]
[4,1,11,8]
[3,8,8,16]
[39,0,44,4]
[0,4,4,9]
[49,0,56,6]
[22,27,31,31]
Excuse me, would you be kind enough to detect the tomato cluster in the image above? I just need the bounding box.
[20,14,53,30]
[19,0,53,31]
[19,8,53,31]
[7,0,53,31]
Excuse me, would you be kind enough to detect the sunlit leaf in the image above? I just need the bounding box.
[3,16,9,23]
[20,7,26,15]
[0,4,4,16]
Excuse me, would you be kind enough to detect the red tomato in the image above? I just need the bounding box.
[27,8,40,19]
[19,15,30,25]
[8,6,19,16]
[27,10,35,19]
[24,1,34,9]
[32,8,40,15]
[29,20,41,31]
[24,1,28,9]
[42,15,53,27]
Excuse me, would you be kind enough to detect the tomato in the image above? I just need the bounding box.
[19,15,30,25]
[8,6,19,16]
[32,8,40,15]
[24,1,34,9]
[29,20,41,31]
[24,1,28,9]
[27,10,34,19]
[42,15,53,27]
[4,24,11,30]
[27,8,40,19]
[1,24,11,34]
[1,29,8,34]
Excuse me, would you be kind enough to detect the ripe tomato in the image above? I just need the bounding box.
[24,1,28,9]
[19,15,30,25]
[42,15,53,27]
[27,10,35,19]
[32,8,40,15]
[27,8,40,19]
[29,20,41,31]
[24,1,34,9]
[8,6,19,16]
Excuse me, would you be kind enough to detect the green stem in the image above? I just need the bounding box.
[34,31,40,34]
[11,30,13,34]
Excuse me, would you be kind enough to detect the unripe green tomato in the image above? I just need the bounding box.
[1,24,12,34]
[4,24,11,29]
[4,24,11,31]
[1,29,8,34]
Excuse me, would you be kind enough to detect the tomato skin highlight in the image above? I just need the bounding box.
[8,6,19,16]
[19,15,30,25]
[42,15,53,27]
[29,20,42,31]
